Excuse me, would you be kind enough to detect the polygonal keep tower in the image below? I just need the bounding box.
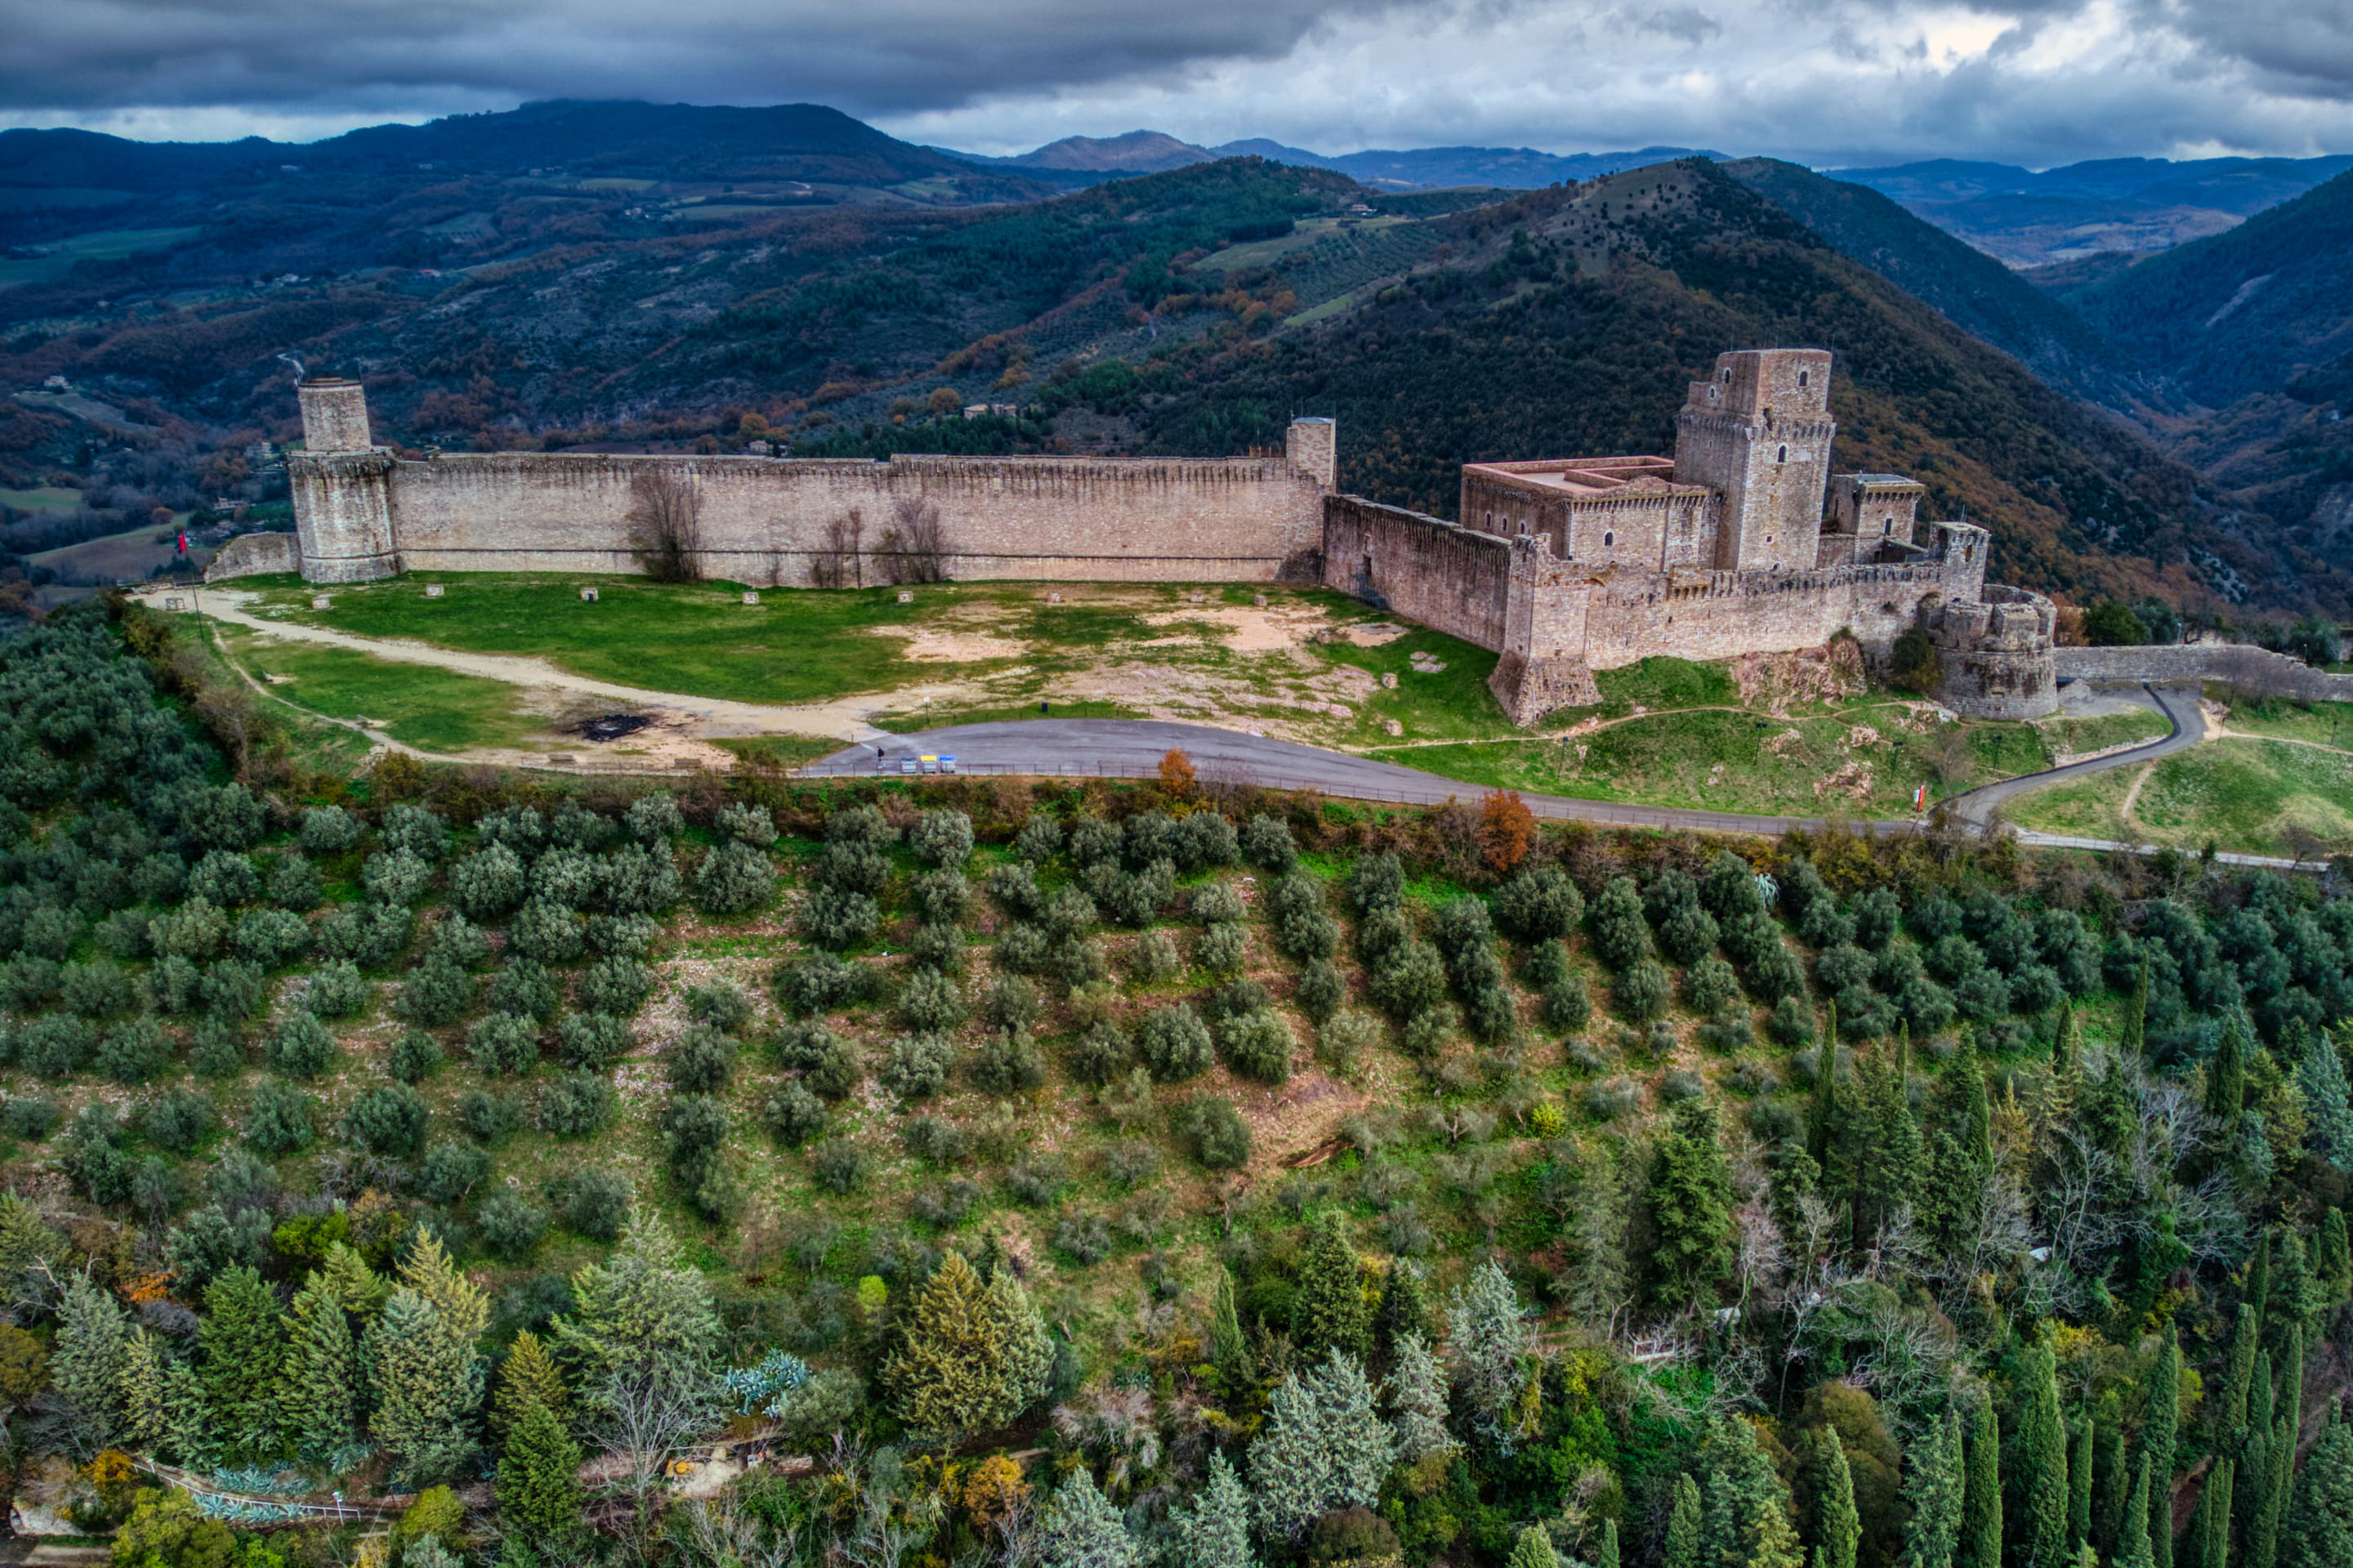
[1672,347,1834,572]
[288,378,400,583]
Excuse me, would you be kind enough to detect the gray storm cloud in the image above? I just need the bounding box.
[1,0,2348,164]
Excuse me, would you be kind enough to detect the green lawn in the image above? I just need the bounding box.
[221,628,553,753]
[2038,707,2172,757]
[2003,738,2353,857]
[242,572,950,706]
[2209,690,2353,751]
[0,226,202,286]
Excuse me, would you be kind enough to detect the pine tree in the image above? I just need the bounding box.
[2147,1329,2181,1568]
[2069,1418,2095,1557]
[1665,1472,1703,1568]
[1373,1258,1430,1366]
[1209,1264,1252,1399]
[1813,1426,1860,1568]
[1040,1467,1138,1568]
[200,1266,288,1459]
[322,1242,389,1315]
[2294,1030,2353,1171]
[284,1275,361,1461]
[1507,1526,1559,1568]
[2281,1417,2353,1568]
[52,1274,130,1445]
[1387,1332,1455,1462]
[1450,1261,1535,1445]
[2015,1340,2071,1568]
[551,1204,719,1411]
[365,1232,489,1487]
[882,1251,1048,1437]
[120,1328,171,1454]
[1166,1453,1254,1568]
[163,1356,210,1465]
[1290,1213,1372,1365]
[491,1329,569,1442]
[1900,1408,1964,1568]
[1857,1029,1927,1247]
[494,1396,583,1546]
[1248,1354,1395,1539]
[1649,1099,1736,1313]
[2114,1458,2154,1568]
[1961,1401,2003,1568]
[1698,1416,1803,1568]
[1598,1519,1619,1568]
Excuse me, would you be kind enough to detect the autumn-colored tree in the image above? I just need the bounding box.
[1479,789,1535,877]
[1159,749,1197,800]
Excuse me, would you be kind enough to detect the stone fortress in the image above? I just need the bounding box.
[225,348,2056,725]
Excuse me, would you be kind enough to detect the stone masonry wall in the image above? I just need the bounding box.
[1575,560,1957,669]
[375,451,1328,585]
[206,532,301,581]
[1319,494,1514,651]
[2054,644,2353,703]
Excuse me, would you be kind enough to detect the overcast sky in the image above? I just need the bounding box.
[3,0,2349,168]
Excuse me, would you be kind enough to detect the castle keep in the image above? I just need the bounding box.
[252,350,2055,722]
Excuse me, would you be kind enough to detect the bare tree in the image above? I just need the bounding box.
[672,1490,802,1568]
[595,1368,721,1564]
[629,470,703,583]
[810,509,865,590]
[875,497,948,585]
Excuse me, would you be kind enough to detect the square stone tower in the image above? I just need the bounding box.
[1672,348,1834,572]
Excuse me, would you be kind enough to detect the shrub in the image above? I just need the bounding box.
[16,1015,93,1079]
[1851,887,1901,949]
[1699,1009,1754,1053]
[799,887,879,950]
[147,955,201,1015]
[905,922,964,976]
[1176,1095,1252,1169]
[1135,1003,1213,1082]
[1193,881,1248,925]
[1587,878,1651,970]
[190,1016,244,1078]
[909,809,974,867]
[1218,1009,1294,1083]
[1066,1020,1130,1084]
[1007,1153,1069,1206]
[555,1011,630,1070]
[379,803,450,860]
[306,960,370,1019]
[346,1083,431,1157]
[762,1083,827,1146]
[1013,813,1064,863]
[603,842,681,915]
[489,958,560,1022]
[1583,1078,1641,1119]
[1681,955,1742,1013]
[717,801,779,847]
[96,1016,172,1084]
[1660,1069,1706,1103]
[1350,852,1404,914]
[1295,958,1346,1022]
[394,958,471,1030]
[141,1088,217,1155]
[971,1030,1046,1094]
[266,1012,338,1079]
[244,1079,316,1155]
[1054,1213,1112,1266]
[1370,940,1449,1021]
[698,840,777,914]
[1767,994,1817,1047]
[809,1139,866,1194]
[391,1026,444,1073]
[560,1169,631,1240]
[460,1089,524,1144]
[530,847,600,907]
[149,898,227,963]
[476,1193,547,1259]
[1196,921,1248,975]
[299,805,364,855]
[1543,976,1593,1032]
[537,1070,615,1137]
[902,1115,971,1164]
[898,970,967,1034]
[2,1098,60,1142]
[882,1034,954,1099]
[685,981,753,1033]
[1496,864,1583,941]
[1317,1008,1381,1074]
[668,1025,739,1092]
[511,900,587,963]
[776,951,867,1016]
[233,909,314,968]
[467,1012,540,1076]
[1240,813,1299,871]
[419,1141,492,1204]
[578,956,654,1017]
[363,849,433,909]
[1131,927,1183,984]
[202,958,268,1023]
[779,1022,861,1099]
[911,869,971,927]
[1176,811,1239,870]
[189,851,261,908]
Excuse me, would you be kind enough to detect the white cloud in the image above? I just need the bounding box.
[0,0,2346,166]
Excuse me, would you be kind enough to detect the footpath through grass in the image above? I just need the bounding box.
[2003,738,2353,857]
[221,628,555,754]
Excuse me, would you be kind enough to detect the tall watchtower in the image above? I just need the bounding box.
[288,378,400,583]
[1672,348,1833,572]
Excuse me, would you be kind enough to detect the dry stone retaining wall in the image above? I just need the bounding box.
[2055,644,2353,703]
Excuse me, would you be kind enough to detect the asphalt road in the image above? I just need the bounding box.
[1940,683,2203,830]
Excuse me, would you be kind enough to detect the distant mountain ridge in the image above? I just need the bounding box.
[938,132,1723,190]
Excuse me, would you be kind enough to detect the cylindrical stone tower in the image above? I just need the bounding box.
[289,377,400,583]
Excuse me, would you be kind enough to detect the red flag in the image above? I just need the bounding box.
[1913,783,1928,812]
[176,532,188,554]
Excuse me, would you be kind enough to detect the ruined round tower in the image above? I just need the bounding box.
[288,378,400,583]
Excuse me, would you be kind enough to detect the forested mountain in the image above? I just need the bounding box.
[4,596,2353,1568]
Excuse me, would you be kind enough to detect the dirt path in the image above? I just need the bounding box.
[2119,761,2159,831]
[148,587,985,744]
[2208,726,2353,758]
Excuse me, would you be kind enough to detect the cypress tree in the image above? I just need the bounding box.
[2115,1458,2154,1568]
[2238,1351,2274,1545]
[284,1274,360,1461]
[1811,1000,1839,1171]
[2148,1329,2181,1568]
[1649,1099,1736,1313]
[1960,1030,1993,1173]
[1698,1416,1803,1568]
[1507,1526,1560,1568]
[1962,1401,2003,1568]
[199,1265,289,1460]
[1210,1263,1252,1399]
[1861,1025,1927,1244]
[2201,1461,2234,1568]
[494,1396,583,1546]
[1598,1519,1620,1568]
[2319,1209,2351,1304]
[1666,1471,1704,1568]
[2069,1418,2095,1557]
[2053,999,2078,1076]
[1814,1426,1860,1568]
[2014,1340,2071,1568]
[2280,1417,2353,1568]
[1900,1408,1964,1568]
[1290,1213,1372,1365]
[2208,1018,2248,1129]
[2252,1327,2302,1568]
[2219,1303,2260,1450]
[2123,962,2148,1059]
[2096,1420,2127,1560]
[2246,1231,2272,1332]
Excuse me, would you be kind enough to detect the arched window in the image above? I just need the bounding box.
[1603,530,1615,547]
[1797,370,1808,387]
[1777,444,1788,463]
